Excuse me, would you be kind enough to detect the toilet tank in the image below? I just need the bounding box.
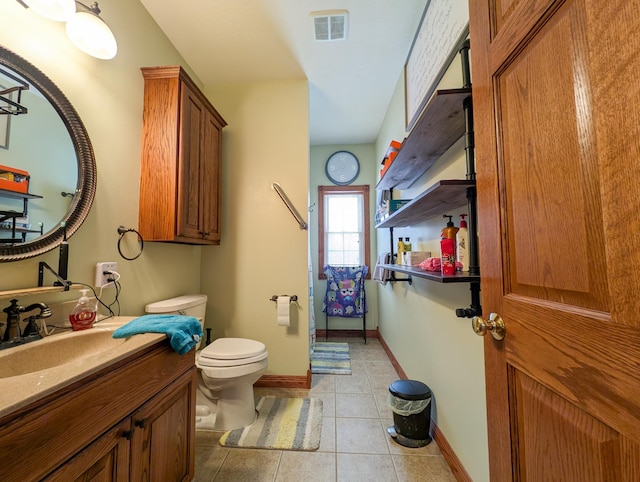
[145,294,207,322]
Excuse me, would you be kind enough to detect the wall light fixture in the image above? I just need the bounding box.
[17,0,118,60]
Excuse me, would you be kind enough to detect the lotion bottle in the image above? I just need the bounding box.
[69,289,97,331]
[397,237,405,265]
[456,214,469,272]
[441,215,459,259]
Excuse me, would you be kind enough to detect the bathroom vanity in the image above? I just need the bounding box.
[0,323,196,481]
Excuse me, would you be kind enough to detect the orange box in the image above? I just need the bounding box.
[0,165,30,193]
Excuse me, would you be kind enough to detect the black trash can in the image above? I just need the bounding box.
[387,379,432,448]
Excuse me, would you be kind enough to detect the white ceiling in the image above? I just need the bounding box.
[139,0,427,146]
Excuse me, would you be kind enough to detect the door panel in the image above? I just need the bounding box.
[470,0,640,479]
[179,83,204,240]
[499,0,608,310]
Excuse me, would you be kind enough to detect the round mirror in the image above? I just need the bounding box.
[0,46,96,262]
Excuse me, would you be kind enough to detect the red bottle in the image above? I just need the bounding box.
[440,238,456,275]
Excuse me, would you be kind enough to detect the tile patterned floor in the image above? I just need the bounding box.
[194,336,457,481]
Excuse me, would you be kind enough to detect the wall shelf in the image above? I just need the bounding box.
[376,179,474,229]
[379,264,480,283]
[376,88,471,191]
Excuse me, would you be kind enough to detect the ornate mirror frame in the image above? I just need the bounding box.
[0,45,96,262]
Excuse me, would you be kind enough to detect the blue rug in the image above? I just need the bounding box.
[310,342,351,374]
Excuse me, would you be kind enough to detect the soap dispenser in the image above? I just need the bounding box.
[69,289,97,331]
[440,215,459,275]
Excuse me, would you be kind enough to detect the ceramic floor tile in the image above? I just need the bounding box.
[193,442,229,482]
[335,373,371,393]
[368,372,400,391]
[337,453,398,482]
[310,391,336,418]
[213,448,281,482]
[336,417,389,454]
[194,335,457,481]
[392,454,457,482]
[311,373,336,393]
[364,360,399,377]
[335,392,379,418]
[275,451,337,481]
[319,416,336,452]
[349,359,368,375]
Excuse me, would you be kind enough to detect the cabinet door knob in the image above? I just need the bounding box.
[122,429,134,440]
[135,418,148,428]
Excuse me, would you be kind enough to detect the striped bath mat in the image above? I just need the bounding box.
[311,342,351,374]
[219,396,323,451]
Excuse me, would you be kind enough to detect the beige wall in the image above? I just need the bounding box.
[374,59,490,481]
[0,0,206,311]
[309,144,379,333]
[0,2,310,378]
[200,81,310,376]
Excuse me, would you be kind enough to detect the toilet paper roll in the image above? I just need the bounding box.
[277,296,290,327]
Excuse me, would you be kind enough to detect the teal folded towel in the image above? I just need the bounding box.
[112,315,203,355]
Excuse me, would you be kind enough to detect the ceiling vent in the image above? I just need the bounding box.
[311,10,349,41]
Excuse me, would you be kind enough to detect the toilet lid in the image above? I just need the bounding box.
[198,338,268,367]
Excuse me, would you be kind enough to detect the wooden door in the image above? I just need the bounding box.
[470,0,640,480]
[130,369,196,482]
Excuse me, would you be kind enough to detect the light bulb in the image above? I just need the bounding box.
[22,0,76,21]
[66,10,117,60]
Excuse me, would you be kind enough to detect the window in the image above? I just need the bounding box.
[318,185,370,279]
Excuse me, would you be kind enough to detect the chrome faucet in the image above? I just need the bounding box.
[1,299,52,343]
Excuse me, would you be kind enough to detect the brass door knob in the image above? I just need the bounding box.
[472,313,506,340]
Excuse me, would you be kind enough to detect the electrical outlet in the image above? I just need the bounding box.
[95,262,118,288]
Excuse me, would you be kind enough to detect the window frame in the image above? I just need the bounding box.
[318,184,370,279]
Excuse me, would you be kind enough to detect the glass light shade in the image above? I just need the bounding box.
[23,0,76,22]
[66,10,117,60]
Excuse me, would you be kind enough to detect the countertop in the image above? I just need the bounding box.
[0,317,167,419]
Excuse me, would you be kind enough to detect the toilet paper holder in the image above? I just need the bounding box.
[270,295,298,303]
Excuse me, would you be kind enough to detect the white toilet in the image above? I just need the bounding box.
[144,294,269,431]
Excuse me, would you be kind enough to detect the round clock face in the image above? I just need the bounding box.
[325,151,360,185]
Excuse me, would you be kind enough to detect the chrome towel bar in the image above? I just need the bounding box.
[272,182,308,231]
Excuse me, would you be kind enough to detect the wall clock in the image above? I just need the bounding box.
[325,150,360,185]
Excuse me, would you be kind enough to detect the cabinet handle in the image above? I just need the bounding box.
[135,418,148,428]
[122,429,134,440]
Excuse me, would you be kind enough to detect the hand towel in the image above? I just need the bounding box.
[372,252,392,285]
[112,315,203,355]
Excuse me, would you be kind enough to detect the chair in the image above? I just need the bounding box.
[322,265,368,343]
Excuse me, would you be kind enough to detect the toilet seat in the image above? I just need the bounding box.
[198,338,268,368]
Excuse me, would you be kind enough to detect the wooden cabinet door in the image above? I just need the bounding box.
[201,109,222,242]
[130,369,196,482]
[43,419,131,482]
[470,0,640,480]
[178,81,206,242]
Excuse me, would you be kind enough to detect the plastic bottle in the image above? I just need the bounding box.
[440,238,456,275]
[403,237,412,265]
[69,289,97,331]
[441,215,459,241]
[440,215,458,275]
[456,214,468,272]
[397,237,405,265]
